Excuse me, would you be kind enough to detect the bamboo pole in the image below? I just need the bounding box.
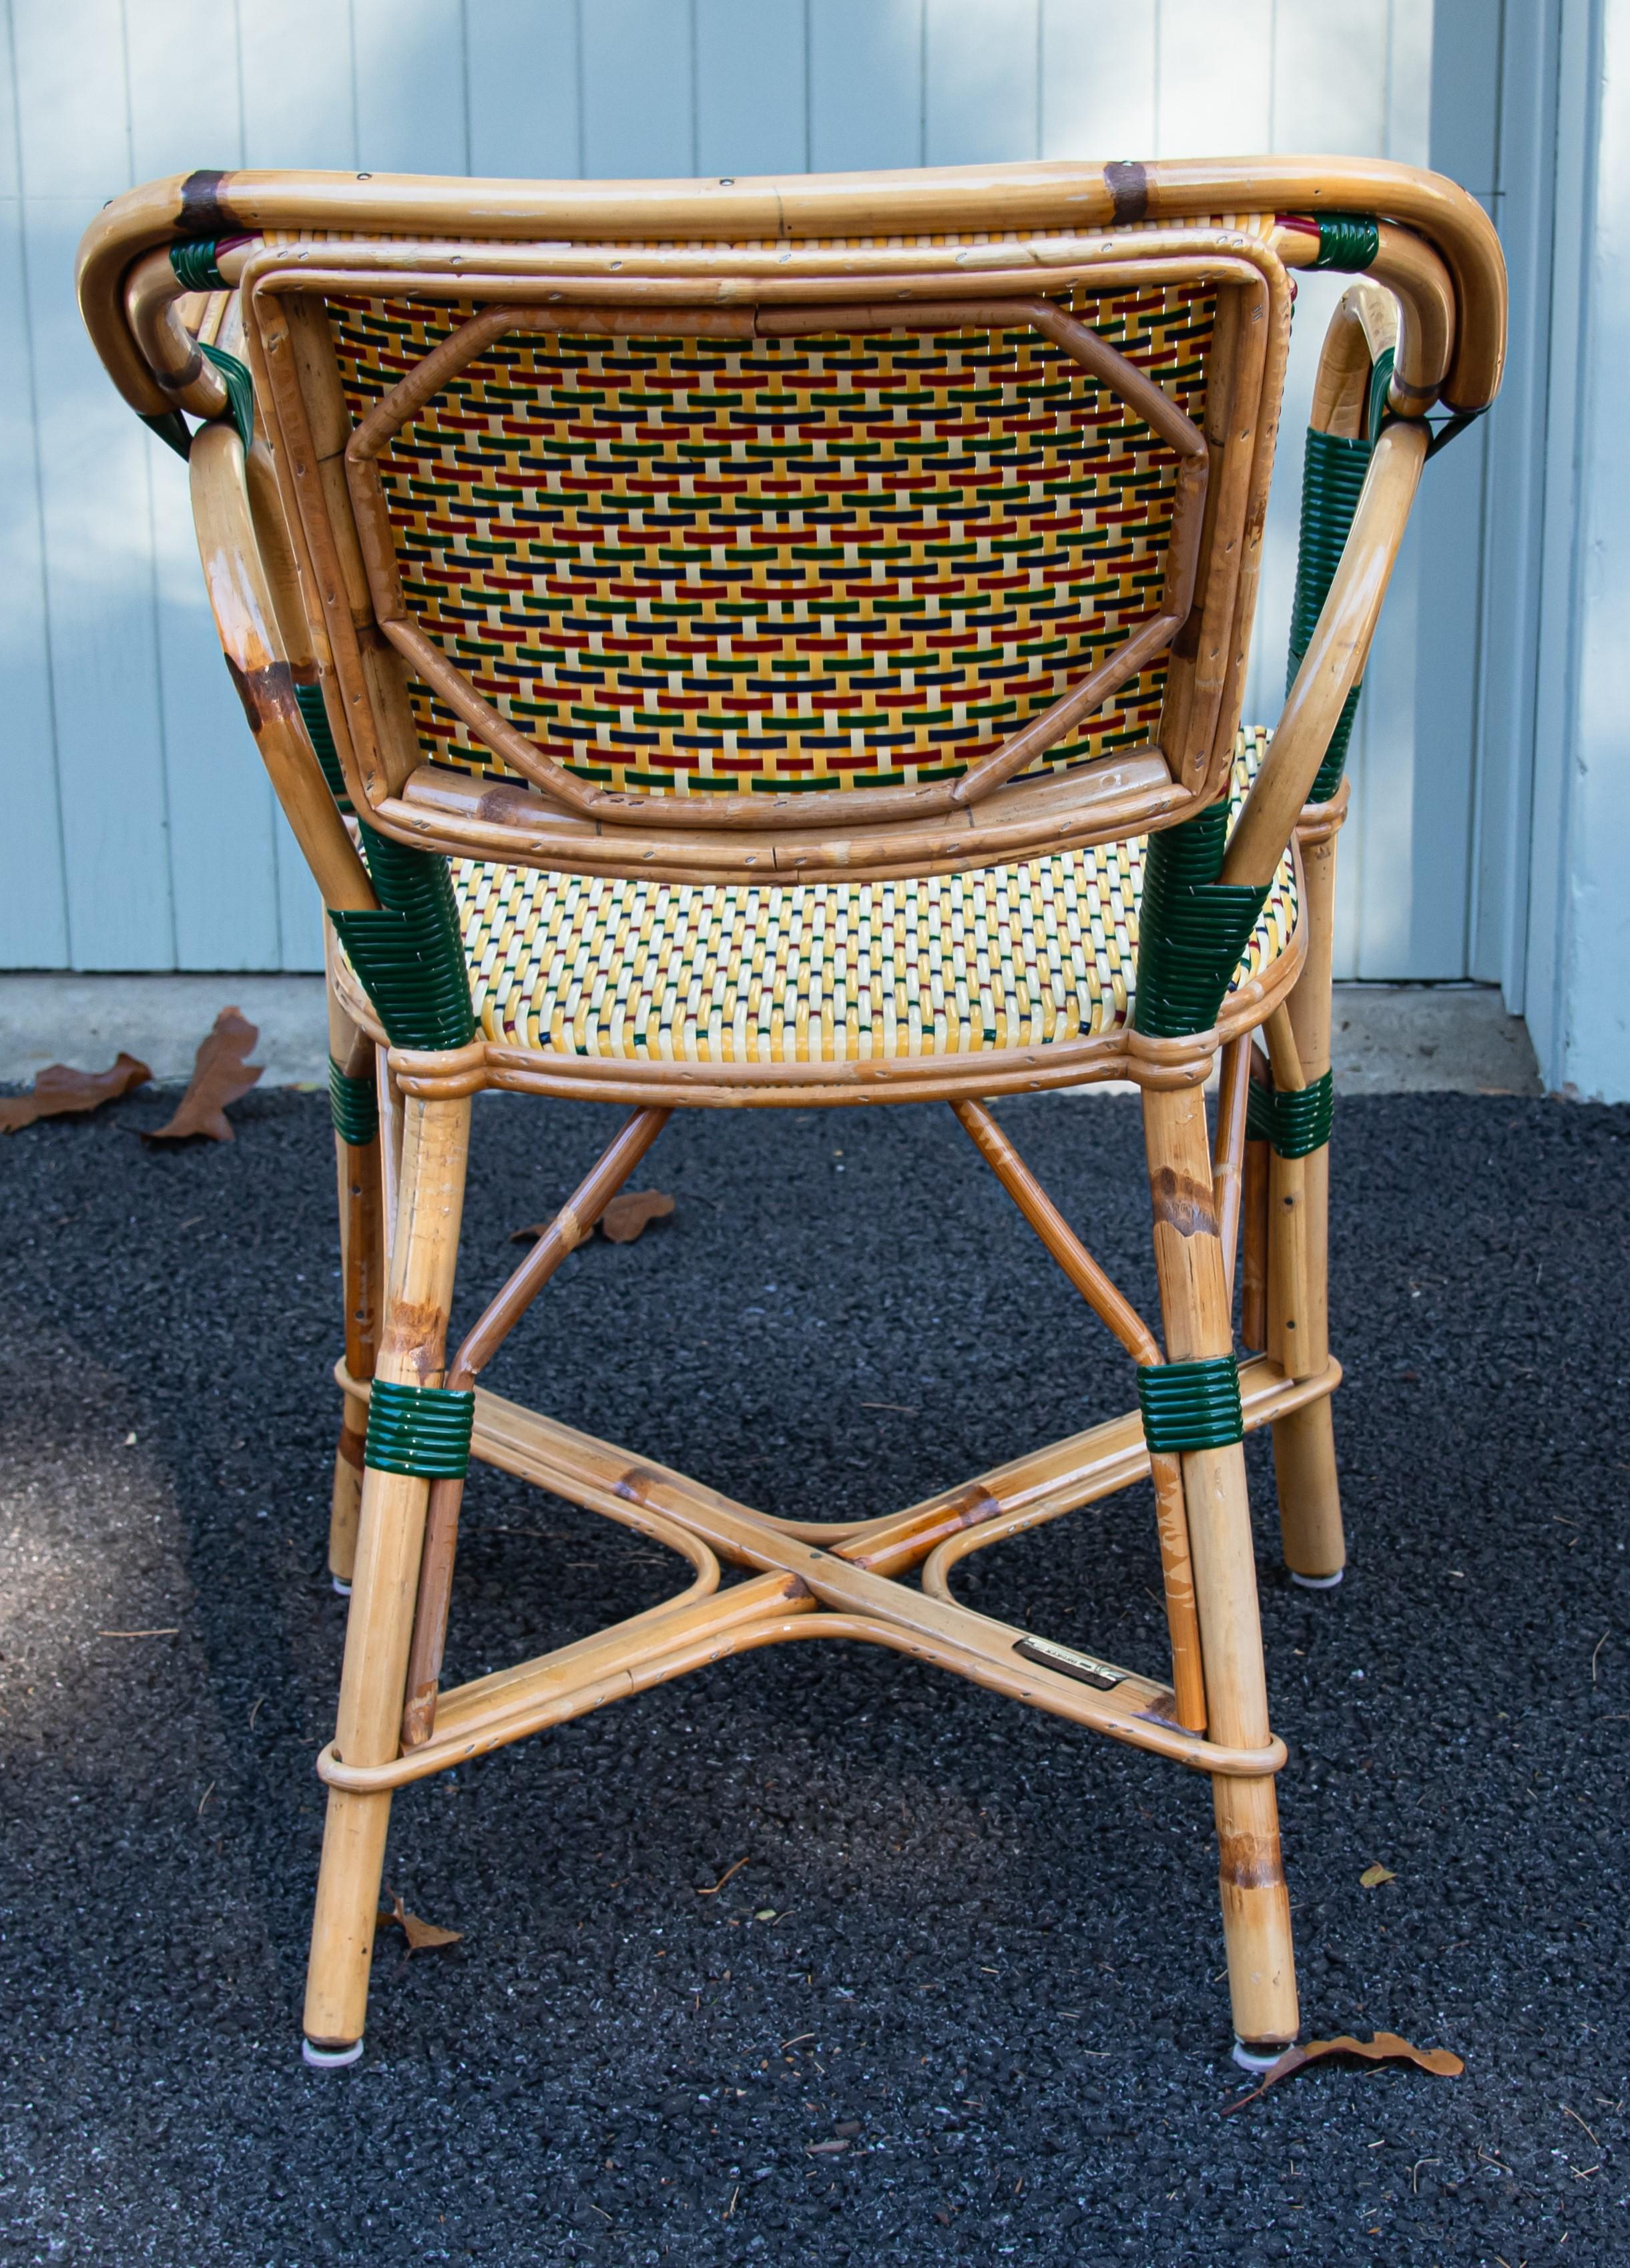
[324,940,384,1587]
[302,1093,471,2057]
[1240,1121,1270,1352]
[1213,1036,1252,1304]
[1141,1080,1299,2053]
[1221,422,1427,892]
[1270,801,1347,1583]
[1262,1001,1314,1382]
[188,422,376,912]
[376,1053,404,1271]
[950,1098,1206,1731]
[400,1107,669,1747]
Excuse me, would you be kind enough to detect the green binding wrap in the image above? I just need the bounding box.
[328,1057,379,1147]
[170,239,227,292]
[1247,1069,1334,1158]
[1133,803,1270,1040]
[198,340,254,452]
[364,1380,475,1480]
[1290,429,1368,801]
[1310,214,1380,272]
[1137,1357,1246,1454]
[294,682,353,811]
[141,409,193,461]
[1290,348,1395,804]
[328,824,476,1055]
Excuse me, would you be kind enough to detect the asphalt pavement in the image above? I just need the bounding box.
[1,1086,1625,2265]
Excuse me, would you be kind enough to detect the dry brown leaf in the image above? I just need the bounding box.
[517,1197,680,1251]
[509,1189,675,1247]
[141,1010,262,1144]
[376,1890,463,1954]
[600,1189,675,1243]
[0,1053,152,1133]
[1224,2030,1464,2114]
[1360,1863,1398,1888]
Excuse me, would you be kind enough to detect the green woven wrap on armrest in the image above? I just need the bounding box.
[1133,804,1270,1041]
[328,826,475,1056]
[1289,429,1369,802]
[294,683,353,812]
[1288,348,1395,804]
[1309,214,1380,272]
[170,239,228,292]
[198,340,254,453]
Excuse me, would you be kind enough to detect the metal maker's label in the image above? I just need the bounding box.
[1013,1635,1125,1691]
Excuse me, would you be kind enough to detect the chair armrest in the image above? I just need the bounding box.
[1221,418,1427,888]
[188,421,377,912]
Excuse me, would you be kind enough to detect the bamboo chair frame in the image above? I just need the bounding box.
[78,158,1505,2071]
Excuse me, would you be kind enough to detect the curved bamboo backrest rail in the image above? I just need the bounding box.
[79,156,1504,417]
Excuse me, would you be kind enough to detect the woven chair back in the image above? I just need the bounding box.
[321,282,1215,807]
[237,209,1293,862]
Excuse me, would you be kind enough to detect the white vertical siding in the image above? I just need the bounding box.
[0,0,1457,977]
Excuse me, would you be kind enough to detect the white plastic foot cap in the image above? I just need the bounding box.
[302,2036,363,2069]
[1233,2038,1292,2074]
[331,1575,352,1597]
[1290,1569,1344,1590]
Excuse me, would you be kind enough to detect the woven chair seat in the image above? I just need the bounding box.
[451,728,1295,1066]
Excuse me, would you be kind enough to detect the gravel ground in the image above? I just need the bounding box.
[1,1086,1626,2267]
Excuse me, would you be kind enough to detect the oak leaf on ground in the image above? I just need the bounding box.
[1224,2030,1464,2114]
[0,1053,152,1133]
[376,1890,462,1954]
[140,1010,262,1143]
[601,1189,675,1242]
[509,1190,675,1246]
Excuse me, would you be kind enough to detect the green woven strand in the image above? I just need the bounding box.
[1367,346,1396,445]
[328,825,475,1055]
[1137,1357,1246,1454]
[1133,805,1270,1040]
[140,408,193,461]
[1288,426,1371,802]
[294,682,352,811]
[328,1057,379,1147]
[199,340,254,451]
[1246,1068,1334,1158]
[1312,214,1380,272]
[364,1380,474,1480]
[170,239,227,292]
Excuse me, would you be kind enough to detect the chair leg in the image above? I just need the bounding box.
[1270,808,1346,1585]
[328,1117,382,1589]
[324,942,385,1591]
[302,1092,472,2063]
[1142,1082,1300,2059]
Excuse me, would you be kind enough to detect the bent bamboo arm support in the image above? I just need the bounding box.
[1221,419,1428,890]
[188,423,377,912]
[125,246,232,419]
[1278,222,1453,416]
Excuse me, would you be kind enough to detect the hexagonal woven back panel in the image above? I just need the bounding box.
[326,282,1213,801]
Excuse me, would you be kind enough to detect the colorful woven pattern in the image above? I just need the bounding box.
[326,284,1213,800]
[450,730,1292,1065]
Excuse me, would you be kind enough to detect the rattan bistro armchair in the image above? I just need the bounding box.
[79,157,1505,2070]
